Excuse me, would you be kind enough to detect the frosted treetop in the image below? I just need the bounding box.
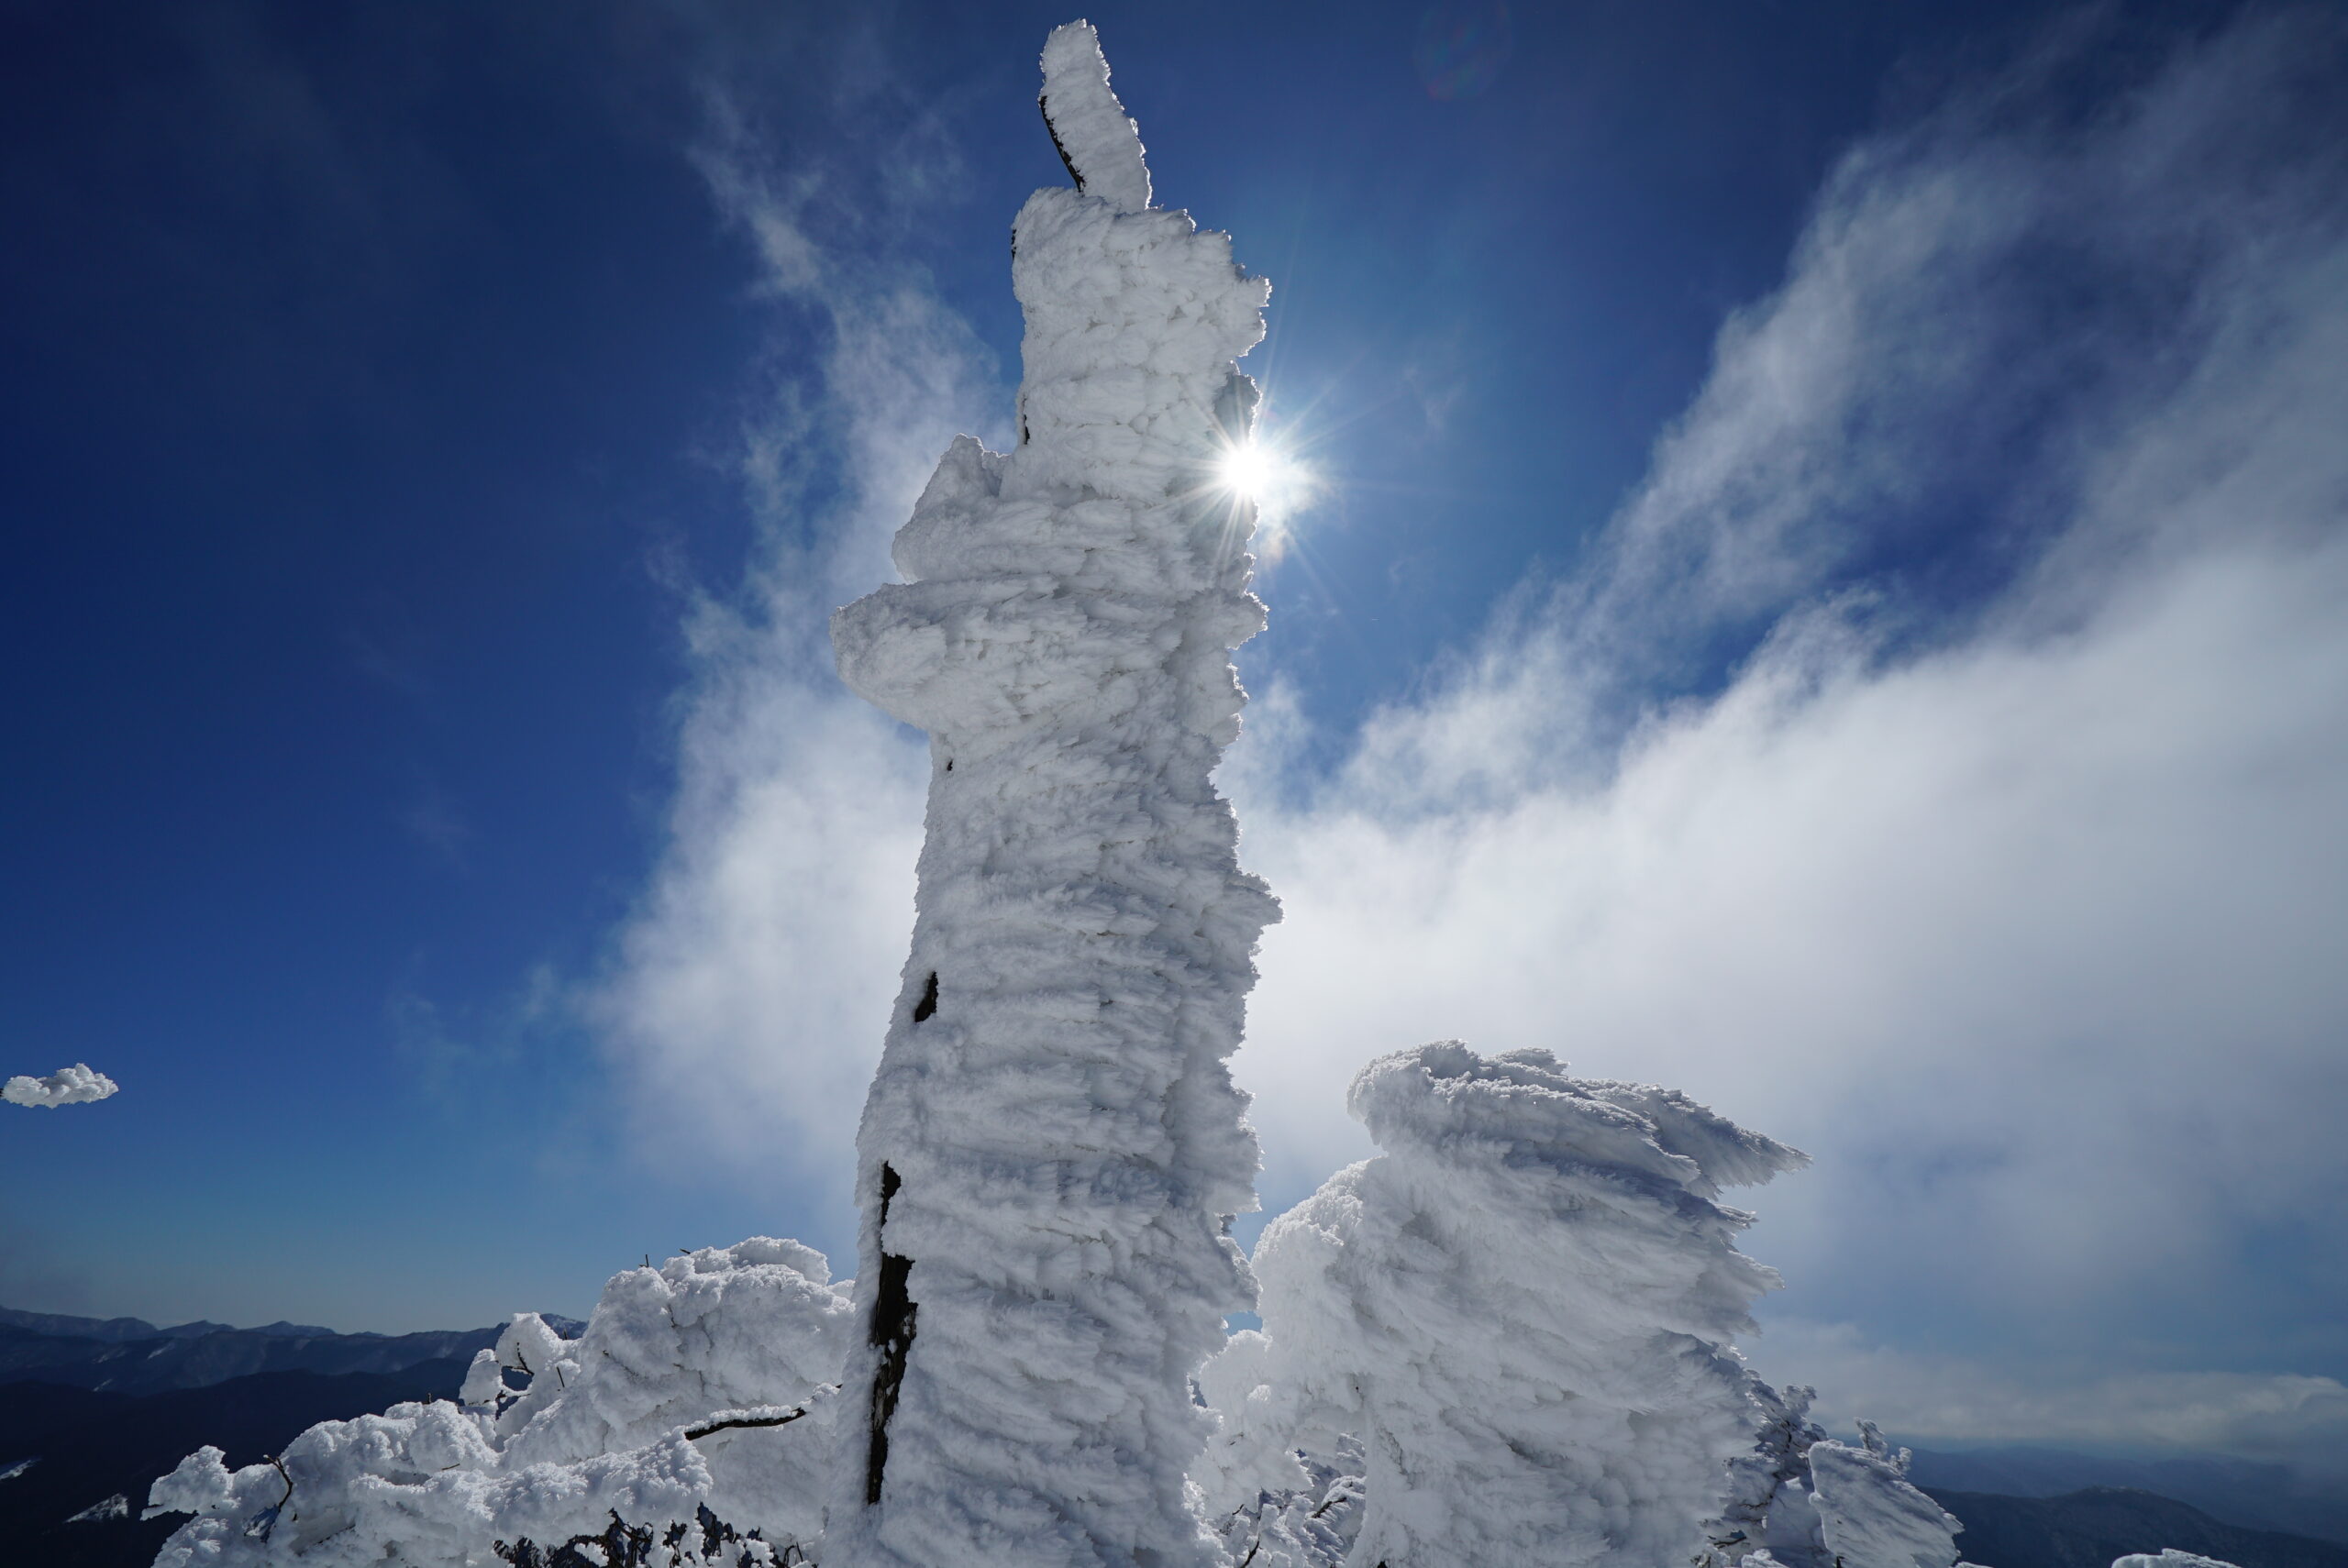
[1040,20,1152,215]
[1348,1042,1808,1200]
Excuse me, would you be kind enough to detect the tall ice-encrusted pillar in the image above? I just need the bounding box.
[826,22,1279,1568]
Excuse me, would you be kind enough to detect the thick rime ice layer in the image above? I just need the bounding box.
[826,21,1275,1568]
[1802,1425,1968,1568]
[146,1239,851,1566]
[4,1061,117,1107]
[1199,1043,1807,1568]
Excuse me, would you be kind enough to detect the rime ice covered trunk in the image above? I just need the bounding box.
[1205,1043,1808,1568]
[826,22,1277,1568]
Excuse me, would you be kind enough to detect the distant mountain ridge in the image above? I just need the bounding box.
[1911,1446,2348,1545]
[1925,1486,2348,1568]
[0,1303,586,1399]
[0,1305,454,1342]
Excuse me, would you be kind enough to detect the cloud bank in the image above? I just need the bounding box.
[604,5,2348,1463]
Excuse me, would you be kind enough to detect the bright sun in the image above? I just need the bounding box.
[1211,436,1319,561]
[1217,443,1279,498]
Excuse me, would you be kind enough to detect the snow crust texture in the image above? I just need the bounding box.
[146,1240,849,1566]
[825,22,1274,1568]
[1198,1042,1808,1568]
[5,1061,117,1107]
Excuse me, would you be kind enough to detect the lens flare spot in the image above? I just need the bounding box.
[1213,438,1321,564]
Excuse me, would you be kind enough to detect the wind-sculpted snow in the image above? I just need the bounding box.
[1803,1424,1968,1568]
[1198,1042,1808,1568]
[4,1061,116,1107]
[146,1239,850,1566]
[825,20,1276,1568]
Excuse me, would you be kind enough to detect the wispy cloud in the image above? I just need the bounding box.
[593,17,999,1209]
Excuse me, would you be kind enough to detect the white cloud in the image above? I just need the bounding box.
[5,1064,119,1109]
[1751,1320,2348,1463]
[593,38,990,1201]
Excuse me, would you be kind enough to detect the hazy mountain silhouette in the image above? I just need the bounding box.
[0,1359,471,1568]
[1927,1486,2348,1568]
[0,1305,586,1398]
[1912,1447,2347,1545]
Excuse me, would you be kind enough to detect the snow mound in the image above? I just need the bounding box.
[2112,1554,2243,1568]
[1200,1041,1808,1568]
[5,1062,117,1108]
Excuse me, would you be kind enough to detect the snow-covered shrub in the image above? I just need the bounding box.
[1200,1042,1808,1568]
[146,1238,850,1567]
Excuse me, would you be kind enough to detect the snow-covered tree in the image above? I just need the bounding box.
[146,1240,849,1566]
[1197,1042,1808,1568]
[825,19,1278,1568]
[1712,1378,1833,1565]
[1800,1422,1967,1568]
[5,1061,116,1107]
[1707,1402,1980,1568]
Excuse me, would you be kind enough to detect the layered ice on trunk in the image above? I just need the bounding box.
[1198,1043,1808,1568]
[826,19,1278,1568]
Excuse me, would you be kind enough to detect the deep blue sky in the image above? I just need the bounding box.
[7,0,2345,1473]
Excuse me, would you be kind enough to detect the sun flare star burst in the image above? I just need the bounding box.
[1213,439,1318,559]
[1219,442,1279,498]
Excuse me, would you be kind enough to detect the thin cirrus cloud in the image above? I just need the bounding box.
[599,6,2348,1464]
